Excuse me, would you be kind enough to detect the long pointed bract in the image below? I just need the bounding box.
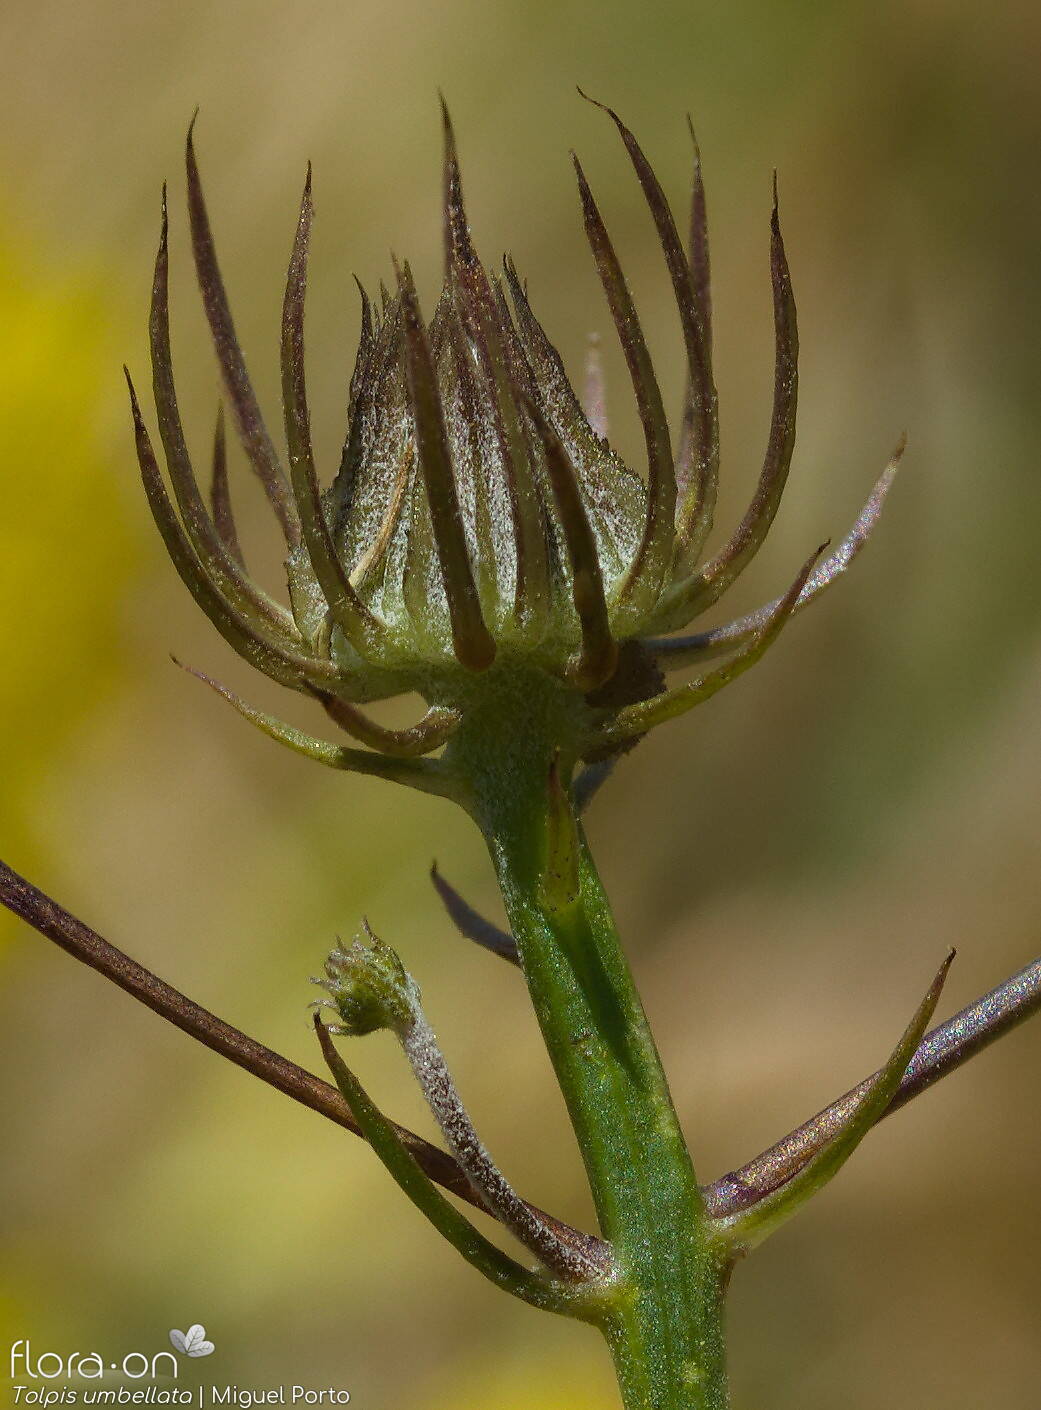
[149,192,298,640]
[209,404,245,568]
[572,152,674,607]
[441,102,548,633]
[674,119,717,554]
[579,93,717,573]
[185,119,300,546]
[395,259,495,671]
[180,660,456,798]
[600,544,825,747]
[280,165,385,655]
[126,370,332,692]
[524,393,617,688]
[317,693,460,758]
[645,439,905,667]
[674,179,798,616]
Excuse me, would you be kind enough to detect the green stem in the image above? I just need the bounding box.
[444,669,730,1410]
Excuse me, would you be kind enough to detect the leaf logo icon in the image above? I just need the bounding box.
[169,1325,215,1358]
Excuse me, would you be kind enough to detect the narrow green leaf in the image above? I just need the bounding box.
[314,1016,584,1315]
[177,659,456,798]
[717,951,955,1252]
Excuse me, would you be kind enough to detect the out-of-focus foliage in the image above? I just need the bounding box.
[0,226,140,937]
[1,2,1040,1407]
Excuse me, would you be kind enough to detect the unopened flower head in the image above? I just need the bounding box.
[126,98,901,777]
[311,928,419,1036]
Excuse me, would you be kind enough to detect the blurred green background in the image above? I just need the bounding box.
[2,1,1040,1406]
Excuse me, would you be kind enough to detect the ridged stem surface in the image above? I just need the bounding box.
[443,668,730,1409]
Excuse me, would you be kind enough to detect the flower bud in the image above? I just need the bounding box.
[128,101,900,774]
[312,932,419,1036]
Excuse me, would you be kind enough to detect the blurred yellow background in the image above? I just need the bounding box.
[2,1,1040,1406]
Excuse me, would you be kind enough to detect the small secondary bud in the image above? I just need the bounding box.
[312,927,419,1036]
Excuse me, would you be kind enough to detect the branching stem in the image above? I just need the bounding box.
[0,855,606,1273]
[5,851,1038,1242]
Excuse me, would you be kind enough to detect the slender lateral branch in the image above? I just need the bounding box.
[314,1018,589,1315]
[0,857,608,1272]
[398,999,604,1280]
[703,953,1041,1217]
[314,929,604,1281]
[4,856,1037,1234]
[716,953,953,1250]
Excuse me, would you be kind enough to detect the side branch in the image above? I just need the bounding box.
[0,857,607,1270]
[314,1018,597,1316]
[704,953,1041,1216]
[4,856,1036,1230]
